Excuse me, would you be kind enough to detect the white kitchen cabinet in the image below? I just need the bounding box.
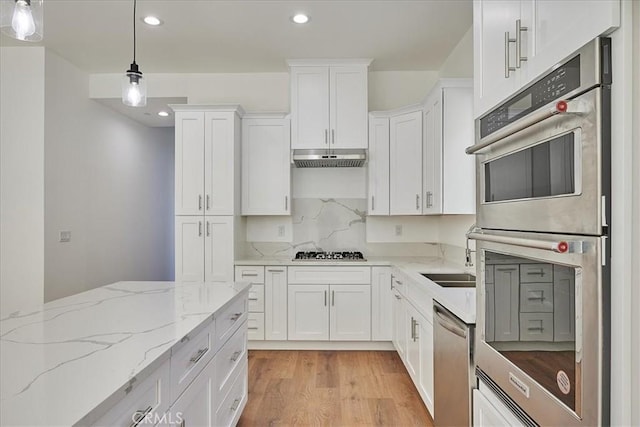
[553,265,575,342]
[289,60,370,149]
[175,216,234,282]
[416,310,434,416]
[392,286,407,358]
[371,267,392,341]
[368,114,390,216]
[405,305,420,380]
[389,109,423,215]
[329,284,371,341]
[288,284,330,340]
[485,266,495,342]
[473,0,620,118]
[422,80,475,215]
[174,107,242,216]
[265,267,288,340]
[164,357,215,427]
[493,265,520,341]
[241,115,291,215]
[473,387,525,427]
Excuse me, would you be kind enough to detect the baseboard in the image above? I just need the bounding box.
[248,340,395,351]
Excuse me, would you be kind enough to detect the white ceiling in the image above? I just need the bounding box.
[0,0,472,73]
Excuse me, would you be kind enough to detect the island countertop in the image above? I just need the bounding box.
[0,281,250,426]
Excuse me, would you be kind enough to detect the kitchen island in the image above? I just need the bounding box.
[0,281,250,426]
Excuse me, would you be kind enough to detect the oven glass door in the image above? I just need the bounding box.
[484,251,578,412]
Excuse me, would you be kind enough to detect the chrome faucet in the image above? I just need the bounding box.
[465,223,478,267]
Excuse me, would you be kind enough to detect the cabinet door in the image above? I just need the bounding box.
[175,112,205,216]
[473,0,523,117]
[265,267,288,340]
[205,112,236,215]
[371,267,392,340]
[525,0,619,83]
[493,265,520,341]
[368,116,390,216]
[423,91,443,215]
[288,285,329,340]
[553,265,575,342]
[405,306,420,381]
[473,389,512,427]
[329,284,371,341]
[329,66,368,149]
[485,281,496,342]
[204,216,233,282]
[389,110,423,215]
[164,358,214,427]
[241,118,291,215]
[290,66,330,149]
[175,216,204,282]
[417,312,434,416]
[392,290,407,359]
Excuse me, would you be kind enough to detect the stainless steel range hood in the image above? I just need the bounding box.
[292,149,367,168]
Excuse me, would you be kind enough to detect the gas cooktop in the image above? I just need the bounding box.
[292,251,366,261]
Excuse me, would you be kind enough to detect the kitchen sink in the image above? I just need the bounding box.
[420,273,476,288]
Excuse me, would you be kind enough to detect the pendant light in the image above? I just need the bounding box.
[122,0,146,107]
[0,0,44,42]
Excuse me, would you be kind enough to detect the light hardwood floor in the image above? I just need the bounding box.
[237,350,434,426]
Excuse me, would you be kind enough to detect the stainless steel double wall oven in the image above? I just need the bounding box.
[466,38,611,426]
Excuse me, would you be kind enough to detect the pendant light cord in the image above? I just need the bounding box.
[133,0,137,63]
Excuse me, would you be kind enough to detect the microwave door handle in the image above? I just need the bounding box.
[467,231,582,254]
[466,99,588,155]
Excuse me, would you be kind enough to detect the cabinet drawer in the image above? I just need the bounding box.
[391,272,406,295]
[520,283,554,313]
[215,295,248,349]
[216,323,248,398]
[520,264,553,283]
[519,313,554,341]
[248,284,265,312]
[95,359,171,427]
[248,312,265,341]
[288,266,371,284]
[235,266,265,283]
[170,319,214,402]
[215,365,248,427]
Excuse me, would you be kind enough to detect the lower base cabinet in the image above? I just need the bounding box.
[473,387,525,427]
[162,359,215,427]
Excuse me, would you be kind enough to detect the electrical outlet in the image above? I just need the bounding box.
[277,225,285,237]
[395,225,403,236]
[59,231,71,243]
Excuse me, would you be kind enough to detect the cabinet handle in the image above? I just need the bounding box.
[395,280,403,285]
[241,272,258,277]
[285,195,288,211]
[324,290,327,306]
[268,268,285,272]
[390,275,394,290]
[230,312,243,321]
[231,398,241,411]
[198,221,202,237]
[248,326,259,330]
[190,347,209,364]
[230,350,242,362]
[331,290,335,306]
[129,406,153,427]
[504,31,516,78]
[527,326,544,331]
[198,195,203,211]
[206,221,210,237]
[426,191,433,208]
[413,319,419,342]
[515,19,528,68]
[206,194,210,211]
[371,195,375,211]
[324,129,328,145]
[331,129,335,144]
[416,194,420,210]
[180,419,185,427]
[248,296,259,301]
[394,294,402,300]
[526,269,546,276]
[496,267,517,272]
[527,296,545,301]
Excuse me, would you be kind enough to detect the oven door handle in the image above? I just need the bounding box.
[466,99,588,155]
[467,231,582,254]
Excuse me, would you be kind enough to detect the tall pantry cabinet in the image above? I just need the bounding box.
[172,105,244,282]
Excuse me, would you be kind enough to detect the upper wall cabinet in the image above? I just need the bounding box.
[174,106,243,216]
[289,60,371,149]
[423,80,475,215]
[241,114,291,215]
[473,0,620,117]
[368,114,390,216]
[389,109,423,215]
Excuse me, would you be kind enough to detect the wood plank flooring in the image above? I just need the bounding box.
[237,350,434,426]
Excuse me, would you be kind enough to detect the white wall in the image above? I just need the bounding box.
[439,27,473,78]
[43,51,174,302]
[0,47,45,316]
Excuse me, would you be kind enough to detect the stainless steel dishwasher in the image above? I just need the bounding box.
[433,301,474,427]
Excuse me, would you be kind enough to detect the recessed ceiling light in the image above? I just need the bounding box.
[143,16,163,26]
[291,14,310,24]
[158,111,170,117]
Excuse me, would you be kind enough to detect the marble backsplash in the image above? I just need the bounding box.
[246,198,441,259]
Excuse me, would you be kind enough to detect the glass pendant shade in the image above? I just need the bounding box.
[122,62,146,107]
[0,0,43,42]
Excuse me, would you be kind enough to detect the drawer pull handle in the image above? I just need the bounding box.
[231,398,241,412]
[190,347,208,364]
[242,273,259,277]
[394,295,402,300]
[526,269,546,276]
[268,268,285,272]
[230,312,243,321]
[395,280,403,285]
[527,326,544,331]
[527,296,545,301]
[129,406,153,427]
[248,326,259,330]
[248,297,259,301]
[230,350,242,362]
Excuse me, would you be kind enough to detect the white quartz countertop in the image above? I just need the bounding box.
[235,256,476,323]
[0,281,250,426]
